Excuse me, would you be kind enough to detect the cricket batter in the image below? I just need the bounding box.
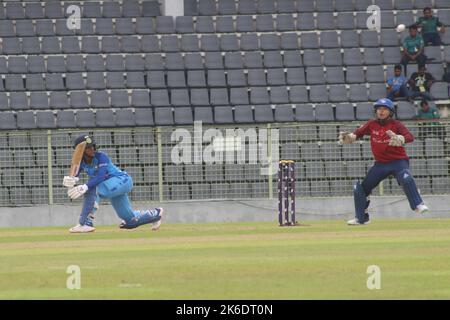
[339,98,429,225]
[63,135,163,233]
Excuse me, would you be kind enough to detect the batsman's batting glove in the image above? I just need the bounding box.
[386,130,405,146]
[68,184,88,200]
[338,132,356,145]
[63,176,79,188]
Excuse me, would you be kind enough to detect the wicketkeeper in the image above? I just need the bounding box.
[339,98,429,225]
[63,135,163,233]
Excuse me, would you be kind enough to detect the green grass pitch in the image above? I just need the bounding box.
[1,219,450,299]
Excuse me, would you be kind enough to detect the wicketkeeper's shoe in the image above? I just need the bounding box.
[69,224,96,233]
[151,207,164,231]
[347,214,370,225]
[415,203,429,214]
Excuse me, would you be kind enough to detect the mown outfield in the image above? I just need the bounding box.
[1,219,450,299]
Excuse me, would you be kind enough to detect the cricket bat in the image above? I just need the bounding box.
[69,141,87,177]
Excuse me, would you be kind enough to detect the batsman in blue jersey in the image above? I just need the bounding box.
[63,135,163,233]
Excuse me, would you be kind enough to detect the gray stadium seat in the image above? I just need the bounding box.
[244,52,264,68]
[176,16,194,33]
[240,34,259,51]
[247,69,267,86]
[16,20,35,37]
[425,46,443,63]
[328,84,348,102]
[274,105,295,122]
[96,110,115,128]
[430,82,449,100]
[230,88,250,105]
[360,30,379,47]
[126,72,146,88]
[61,37,80,54]
[300,32,319,49]
[317,12,335,30]
[2,38,22,55]
[17,111,37,130]
[82,37,101,53]
[396,101,417,120]
[289,86,309,103]
[297,13,315,31]
[277,14,296,31]
[0,112,17,130]
[105,72,124,89]
[383,47,402,64]
[171,89,190,107]
[75,110,95,128]
[56,110,76,129]
[295,104,315,121]
[335,103,355,121]
[224,52,244,69]
[115,109,135,127]
[110,90,130,108]
[66,55,84,72]
[9,92,28,110]
[194,106,214,124]
[346,66,365,83]
[220,35,240,51]
[25,2,44,19]
[185,53,203,69]
[181,34,200,52]
[29,92,48,109]
[303,50,322,66]
[86,72,106,90]
[68,91,89,110]
[154,108,174,125]
[214,106,234,124]
[336,14,356,32]
[207,69,227,87]
[130,90,150,108]
[236,15,254,32]
[256,15,274,32]
[196,16,215,33]
[250,87,270,104]
[227,69,247,87]
[280,33,300,50]
[254,105,274,123]
[151,89,171,107]
[218,0,237,14]
[106,55,124,71]
[174,107,194,125]
[315,104,334,121]
[49,92,69,110]
[267,68,286,86]
[156,16,175,33]
[380,11,395,29]
[210,88,230,106]
[286,68,306,85]
[356,102,374,120]
[349,84,369,102]
[198,0,217,15]
[325,67,345,84]
[90,91,110,109]
[323,48,343,66]
[35,111,55,129]
[8,57,27,74]
[187,70,207,87]
[201,35,220,51]
[191,88,210,106]
[142,35,160,52]
[135,108,154,126]
[343,48,363,65]
[165,53,184,70]
[121,35,142,53]
[306,66,326,84]
[260,33,280,50]
[270,86,289,104]
[364,48,383,65]
[216,16,234,33]
[234,105,254,123]
[366,65,385,83]
[27,56,45,74]
[340,30,359,48]
[320,31,339,48]
[309,85,329,103]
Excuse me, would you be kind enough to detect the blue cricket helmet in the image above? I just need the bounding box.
[73,134,96,149]
[373,98,394,113]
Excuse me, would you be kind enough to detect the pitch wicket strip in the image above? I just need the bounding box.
[278,160,297,226]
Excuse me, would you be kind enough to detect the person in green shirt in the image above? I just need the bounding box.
[400,25,427,76]
[415,7,445,46]
[416,100,443,139]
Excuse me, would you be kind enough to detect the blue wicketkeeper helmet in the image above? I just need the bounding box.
[73,134,96,150]
[373,98,394,113]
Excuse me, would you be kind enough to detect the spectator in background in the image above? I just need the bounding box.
[415,7,445,46]
[409,64,435,101]
[416,100,444,139]
[387,65,412,101]
[401,25,427,76]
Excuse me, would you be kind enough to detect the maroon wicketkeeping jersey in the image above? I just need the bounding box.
[354,119,414,163]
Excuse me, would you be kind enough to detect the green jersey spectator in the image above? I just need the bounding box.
[417,100,440,120]
[417,100,443,139]
[400,25,427,76]
[415,7,445,46]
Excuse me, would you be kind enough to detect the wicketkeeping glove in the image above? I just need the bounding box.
[386,130,405,147]
[63,176,79,188]
[338,132,356,145]
[68,184,88,199]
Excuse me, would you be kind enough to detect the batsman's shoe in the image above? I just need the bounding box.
[347,214,370,225]
[415,203,429,214]
[151,207,164,231]
[69,224,96,233]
